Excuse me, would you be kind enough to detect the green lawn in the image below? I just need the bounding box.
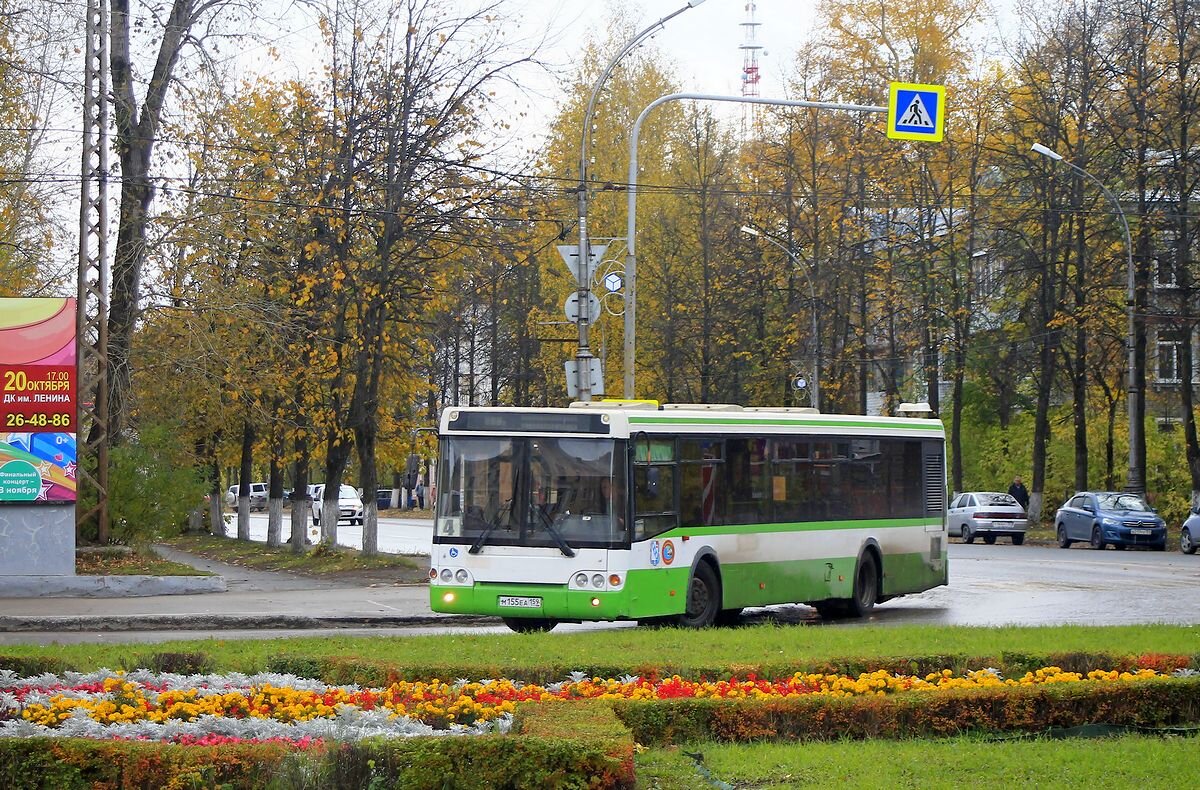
[1,623,1197,677]
[636,734,1199,789]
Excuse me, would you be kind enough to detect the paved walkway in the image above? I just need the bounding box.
[0,545,492,634]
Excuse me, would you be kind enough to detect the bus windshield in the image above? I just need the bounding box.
[434,436,626,551]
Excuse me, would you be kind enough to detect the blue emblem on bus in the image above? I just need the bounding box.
[650,540,660,567]
[449,547,459,558]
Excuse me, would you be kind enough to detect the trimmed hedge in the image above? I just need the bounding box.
[0,739,292,789]
[263,651,1199,686]
[0,703,635,789]
[514,701,636,788]
[288,734,633,790]
[614,677,1200,745]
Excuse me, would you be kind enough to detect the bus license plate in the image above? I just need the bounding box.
[1131,528,1152,535]
[498,596,542,609]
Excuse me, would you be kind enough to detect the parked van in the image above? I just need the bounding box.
[224,483,268,511]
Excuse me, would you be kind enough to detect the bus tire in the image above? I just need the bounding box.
[845,551,879,618]
[677,561,721,628]
[502,617,556,633]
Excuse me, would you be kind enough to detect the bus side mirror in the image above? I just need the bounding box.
[646,468,660,498]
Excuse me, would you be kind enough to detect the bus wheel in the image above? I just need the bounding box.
[502,617,556,633]
[846,552,878,618]
[678,562,721,628]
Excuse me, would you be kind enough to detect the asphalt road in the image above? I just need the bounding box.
[2,533,1199,645]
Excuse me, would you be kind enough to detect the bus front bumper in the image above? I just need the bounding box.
[430,582,632,620]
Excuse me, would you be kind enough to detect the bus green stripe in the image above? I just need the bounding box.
[628,415,943,431]
[655,516,941,538]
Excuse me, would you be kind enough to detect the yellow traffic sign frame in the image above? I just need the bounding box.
[887,82,945,143]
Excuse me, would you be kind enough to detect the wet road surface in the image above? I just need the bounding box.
[4,541,1199,645]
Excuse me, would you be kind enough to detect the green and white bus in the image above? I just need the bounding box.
[429,402,947,631]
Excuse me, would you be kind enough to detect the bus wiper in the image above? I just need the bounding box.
[535,507,576,558]
[468,501,517,554]
[467,520,497,554]
[543,520,576,558]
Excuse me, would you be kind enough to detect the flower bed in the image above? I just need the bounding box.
[0,664,1184,744]
[1,664,1196,788]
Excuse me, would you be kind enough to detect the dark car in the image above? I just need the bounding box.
[376,488,397,510]
[1054,491,1166,550]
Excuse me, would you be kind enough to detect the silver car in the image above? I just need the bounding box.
[948,492,1029,545]
[1177,507,1200,554]
[310,483,365,526]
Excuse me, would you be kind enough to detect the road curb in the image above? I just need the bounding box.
[0,613,498,633]
[0,575,227,598]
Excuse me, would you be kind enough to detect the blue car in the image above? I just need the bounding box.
[1054,491,1166,550]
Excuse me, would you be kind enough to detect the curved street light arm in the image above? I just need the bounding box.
[1032,143,1141,494]
[624,93,885,399]
[573,1,707,402]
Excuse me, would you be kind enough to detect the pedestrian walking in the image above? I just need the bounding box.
[1007,475,1030,513]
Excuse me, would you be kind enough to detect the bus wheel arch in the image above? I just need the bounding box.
[677,552,722,628]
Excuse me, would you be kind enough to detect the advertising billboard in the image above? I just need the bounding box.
[0,298,77,504]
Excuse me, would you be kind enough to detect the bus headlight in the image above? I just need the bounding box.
[440,568,453,583]
[591,573,605,589]
[455,569,469,584]
[442,592,456,604]
[574,572,589,587]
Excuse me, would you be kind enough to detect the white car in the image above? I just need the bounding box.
[224,483,268,511]
[310,483,364,526]
[948,491,1029,545]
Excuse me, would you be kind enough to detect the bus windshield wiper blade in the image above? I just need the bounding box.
[542,519,576,558]
[468,521,498,554]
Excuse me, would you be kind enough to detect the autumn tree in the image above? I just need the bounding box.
[0,1,63,293]
[107,0,240,441]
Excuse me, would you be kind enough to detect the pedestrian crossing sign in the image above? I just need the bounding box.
[887,82,945,142]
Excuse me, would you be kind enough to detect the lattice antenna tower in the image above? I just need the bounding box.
[739,2,763,134]
[77,0,110,541]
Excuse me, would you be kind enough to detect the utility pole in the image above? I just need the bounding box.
[572,0,709,401]
[77,0,110,541]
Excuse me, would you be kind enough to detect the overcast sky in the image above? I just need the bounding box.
[526,0,819,97]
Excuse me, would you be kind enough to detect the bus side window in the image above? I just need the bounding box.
[633,464,676,540]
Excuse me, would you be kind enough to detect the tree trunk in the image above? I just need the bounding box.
[107,0,220,439]
[356,421,379,556]
[236,421,254,541]
[267,451,283,548]
[290,437,311,554]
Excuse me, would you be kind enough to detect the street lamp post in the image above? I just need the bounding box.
[1032,142,1142,494]
[572,0,708,402]
[740,225,820,409]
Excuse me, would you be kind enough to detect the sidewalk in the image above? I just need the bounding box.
[0,545,493,633]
